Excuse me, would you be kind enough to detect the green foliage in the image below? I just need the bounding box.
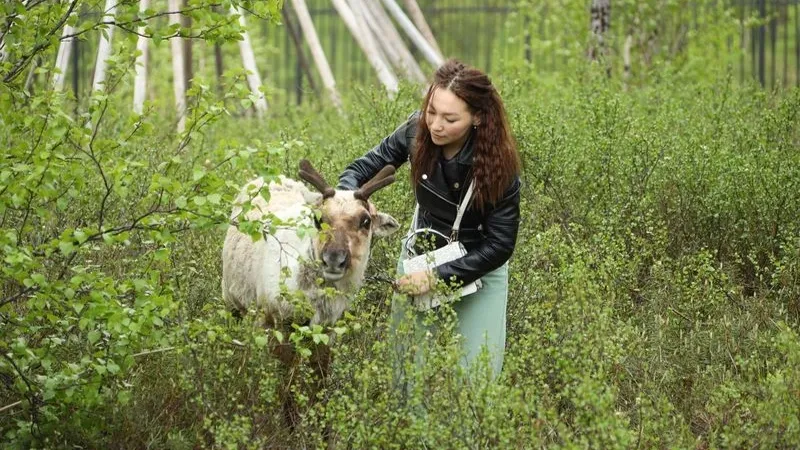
[2,1,800,447]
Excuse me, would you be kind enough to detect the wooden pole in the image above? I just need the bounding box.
[169,0,187,132]
[331,0,398,94]
[231,6,269,116]
[282,6,320,97]
[133,0,150,114]
[380,0,443,67]
[92,0,117,91]
[288,0,342,109]
[401,0,443,58]
[362,0,425,82]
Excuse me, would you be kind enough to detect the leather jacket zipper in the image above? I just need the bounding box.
[420,179,458,207]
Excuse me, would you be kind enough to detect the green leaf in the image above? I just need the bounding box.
[87,330,101,344]
[107,361,120,374]
[207,193,222,205]
[254,334,268,348]
[59,241,75,255]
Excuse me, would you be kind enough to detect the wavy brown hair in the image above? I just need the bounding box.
[411,59,521,211]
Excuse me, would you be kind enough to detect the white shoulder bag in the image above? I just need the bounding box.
[401,181,482,311]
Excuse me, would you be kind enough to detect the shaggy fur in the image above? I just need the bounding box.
[221,175,399,326]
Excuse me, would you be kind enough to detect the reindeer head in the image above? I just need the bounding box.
[298,160,400,282]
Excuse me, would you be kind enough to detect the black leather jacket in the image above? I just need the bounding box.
[338,112,521,286]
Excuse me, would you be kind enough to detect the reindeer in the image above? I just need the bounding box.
[221,159,399,429]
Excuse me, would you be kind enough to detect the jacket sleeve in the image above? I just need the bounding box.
[337,112,419,190]
[435,177,522,286]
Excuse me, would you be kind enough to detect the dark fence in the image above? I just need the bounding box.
[267,0,799,105]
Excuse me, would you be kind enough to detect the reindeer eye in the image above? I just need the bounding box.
[360,216,371,229]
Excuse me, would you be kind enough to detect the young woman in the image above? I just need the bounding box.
[338,59,522,375]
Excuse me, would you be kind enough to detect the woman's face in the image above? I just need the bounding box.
[425,87,475,149]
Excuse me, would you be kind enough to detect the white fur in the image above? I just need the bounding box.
[222,176,397,326]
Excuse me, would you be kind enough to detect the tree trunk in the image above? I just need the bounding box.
[133,0,150,114]
[91,0,117,92]
[214,42,224,97]
[380,0,443,67]
[623,34,632,83]
[330,0,398,94]
[231,6,269,115]
[181,0,193,89]
[169,0,187,132]
[588,0,610,63]
[52,25,75,91]
[288,0,342,109]
[362,0,425,83]
[401,0,443,59]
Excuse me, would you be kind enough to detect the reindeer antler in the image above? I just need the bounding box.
[298,159,335,199]
[354,165,396,201]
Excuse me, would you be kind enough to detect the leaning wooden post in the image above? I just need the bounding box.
[91,0,117,91]
[363,0,425,83]
[169,0,187,132]
[133,0,150,114]
[231,6,269,116]
[289,0,342,109]
[52,25,75,91]
[381,0,443,67]
[402,0,443,59]
[331,0,398,94]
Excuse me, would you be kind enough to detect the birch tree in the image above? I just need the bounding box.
[589,0,610,63]
[231,6,268,116]
[52,25,75,91]
[91,0,117,91]
[133,0,150,114]
[169,0,187,132]
[290,0,341,108]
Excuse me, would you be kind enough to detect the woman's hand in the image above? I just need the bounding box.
[395,271,436,296]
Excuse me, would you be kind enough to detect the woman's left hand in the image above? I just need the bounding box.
[395,271,436,296]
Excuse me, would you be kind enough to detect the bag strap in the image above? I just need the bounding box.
[451,181,474,240]
[408,180,474,240]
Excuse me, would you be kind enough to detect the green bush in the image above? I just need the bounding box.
[2,4,800,447]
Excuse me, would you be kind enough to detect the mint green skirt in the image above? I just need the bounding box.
[392,255,509,377]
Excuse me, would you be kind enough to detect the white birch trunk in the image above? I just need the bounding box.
[381,0,443,67]
[623,34,633,82]
[290,0,342,109]
[232,6,268,116]
[169,0,187,132]
[52,25,75,91]
[589,0,610,61]
[92,0,117,91]
[331,0,398,94]
[133,0,150,114]
[402,0,443,59]
[362,0,425,83]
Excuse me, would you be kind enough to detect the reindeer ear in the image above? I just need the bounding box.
[373,212,400,237]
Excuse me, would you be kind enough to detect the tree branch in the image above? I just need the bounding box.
[2,0,79,84]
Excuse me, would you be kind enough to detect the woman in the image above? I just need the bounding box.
[338,59,521,375]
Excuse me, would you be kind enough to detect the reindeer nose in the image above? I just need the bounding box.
[322,249,349,272]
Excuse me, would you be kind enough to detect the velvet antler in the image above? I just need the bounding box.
[298,159,335,199]
[354,165,396,201]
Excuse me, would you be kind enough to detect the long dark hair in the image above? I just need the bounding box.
[411,59,520,211]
